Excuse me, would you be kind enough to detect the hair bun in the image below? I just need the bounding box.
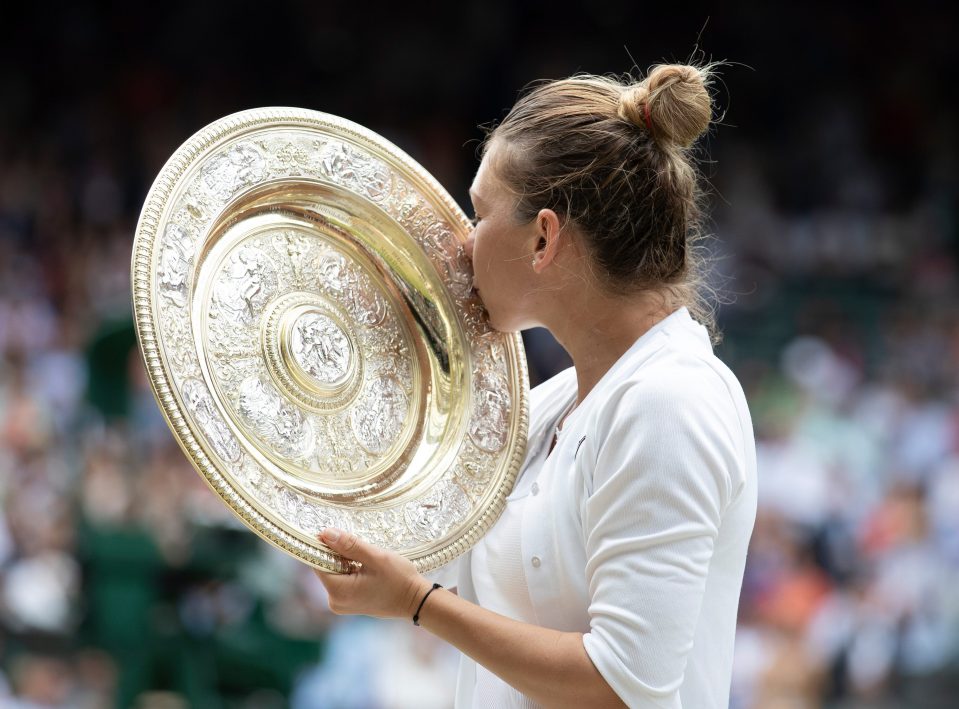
[616,84,651,131]
[620,64,712,148]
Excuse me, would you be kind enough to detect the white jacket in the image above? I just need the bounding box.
[432,308,758,708]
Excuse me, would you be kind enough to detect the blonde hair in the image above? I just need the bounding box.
[484,63,719,339]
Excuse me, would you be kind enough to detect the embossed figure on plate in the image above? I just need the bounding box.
[213,246,278,325]
[180,379,242,463]
[290,312,353,386]
[351,376,410,454]
[237,376,315,459]
[404,481,471,542]
[346,286,388,327]
[157,223,194,307]
[317,253,357,295]
[201,143,267,201]
[469,373,511,453]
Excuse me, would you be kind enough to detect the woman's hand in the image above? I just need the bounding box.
[313,527,433,620]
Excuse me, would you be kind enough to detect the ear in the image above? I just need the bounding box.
[531,208,563,274]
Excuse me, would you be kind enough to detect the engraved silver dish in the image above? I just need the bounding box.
[131,108,529,573]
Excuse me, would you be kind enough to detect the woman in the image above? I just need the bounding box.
[315,63,758,709]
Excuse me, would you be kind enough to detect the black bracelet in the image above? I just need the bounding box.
[412,582,442,626]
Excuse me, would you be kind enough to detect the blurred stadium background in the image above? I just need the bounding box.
[2,1,957,707]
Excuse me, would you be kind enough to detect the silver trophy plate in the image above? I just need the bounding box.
[131,108,528,572]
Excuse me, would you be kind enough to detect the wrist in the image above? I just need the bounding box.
[405,576,435,619]
[408,578,443,625]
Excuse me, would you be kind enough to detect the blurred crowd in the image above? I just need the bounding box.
[3,1,958,707]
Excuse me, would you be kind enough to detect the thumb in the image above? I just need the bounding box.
[320,527,376,564]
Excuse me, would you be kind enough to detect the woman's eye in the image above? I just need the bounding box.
[469,215,481,227]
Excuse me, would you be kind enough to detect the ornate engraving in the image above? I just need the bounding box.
[359,508,407,547]
[462,299,492,337]
[294,501,349,537]
[345,286,388,327]
[212,246,278,325]
[272,231,315,287]
[275,485,302,520]
[208,320,260,370]
[404,481,471,542]
[319,142,362,189]
[469,372,510,453]
[360,159,393,202]
[473,333,507,371]
[180,378,242,463]
[200,143,267,201]
[274,140,313,175]
[237,376,315,459]
[409,206,437,242]
[235,454,265,491]
[167,347,202,383]
[157,223,194,307]
[451,455,495,503]
[418,221,473,298]
[317,252,359,296]
[250,477,277,507]
[381,341,413,384]
[317,415,368,477]
[294,502,323,534]
[438,243,474,298]
[314,251,392,333]
[259,293,365,415]
[290,312,353,385]
[350,376,410,454]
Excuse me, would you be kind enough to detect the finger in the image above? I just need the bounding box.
[314,566,353,594]
[319,527,378,565]
[312,571,359,614]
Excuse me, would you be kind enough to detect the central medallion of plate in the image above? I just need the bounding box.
[261,294,365,414]
[290,311,353,386]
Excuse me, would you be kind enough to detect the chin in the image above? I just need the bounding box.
[485,309,528,334]
[479,295,533,333]
[482,308,511,333]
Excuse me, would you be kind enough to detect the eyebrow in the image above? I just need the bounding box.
[468,188,484,206]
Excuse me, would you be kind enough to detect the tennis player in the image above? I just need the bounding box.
[315,63,757,709]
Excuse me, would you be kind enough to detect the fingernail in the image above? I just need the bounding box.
[322,527,340,542]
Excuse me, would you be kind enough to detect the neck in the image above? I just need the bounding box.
[542,291,675,405]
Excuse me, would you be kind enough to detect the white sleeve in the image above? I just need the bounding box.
[423,552,465,591]
[580,377,738,708]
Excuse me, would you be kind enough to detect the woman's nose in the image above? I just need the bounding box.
[464,233,475,261]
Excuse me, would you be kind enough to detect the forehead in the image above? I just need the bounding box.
[470,145,506,203]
